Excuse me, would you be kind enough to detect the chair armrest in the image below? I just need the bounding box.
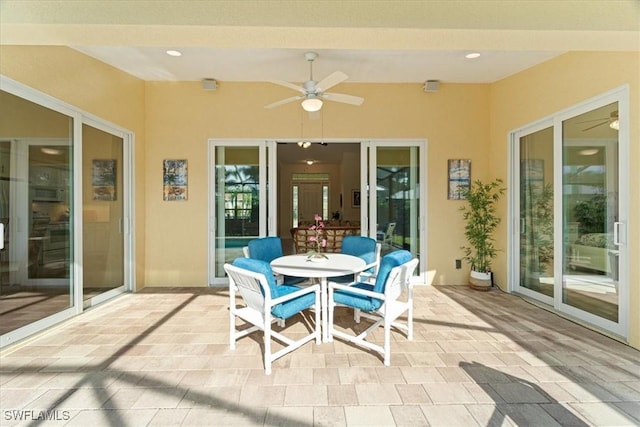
[270,283,320,306]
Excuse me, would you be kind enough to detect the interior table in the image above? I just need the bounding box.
[271,253,366,342]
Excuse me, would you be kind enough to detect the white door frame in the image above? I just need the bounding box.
[508,85,629,339]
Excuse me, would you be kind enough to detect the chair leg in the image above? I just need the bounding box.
[407,305,414,341]
[229,300,236,350]
[383,319,391,366]
[315,289,321,344]
[264,314,272,375]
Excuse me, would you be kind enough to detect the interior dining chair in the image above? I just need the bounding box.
[328,250,419,366]
[225,257,321,375]
[331,235,381,284]
[245,236,304,285]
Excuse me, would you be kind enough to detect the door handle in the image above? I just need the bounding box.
[614,222,623,246]
[0,222,4,250]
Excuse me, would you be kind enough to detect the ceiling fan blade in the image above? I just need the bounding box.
[322,92,364,106]
[575,117,608,124]
[264,96,302,109]
[582,121,608,132]
[268,80,306,94]
[316,71,348,92]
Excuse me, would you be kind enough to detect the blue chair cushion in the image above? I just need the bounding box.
[270,284,316,320]
[333,250,413,312]
[248,237,283,263]
[334,282,382,311]
[372,250,413,293]
[333,235,377,283]
[231,257,315,320]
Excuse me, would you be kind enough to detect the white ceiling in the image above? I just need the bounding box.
[71,46,564,84]
[3,1,637,85]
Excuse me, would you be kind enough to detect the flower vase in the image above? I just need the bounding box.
[307,252,328,263]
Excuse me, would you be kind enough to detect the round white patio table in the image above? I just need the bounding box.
[271,253,366,342]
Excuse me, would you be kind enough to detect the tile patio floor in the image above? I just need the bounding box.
[1,285,639,426]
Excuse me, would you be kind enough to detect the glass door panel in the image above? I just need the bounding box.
[518,127,554,298]
[0,89,74,337]
[82,124,124,304]
[374,145,421,260]
[562,102,619,322]
[212,145,261,282]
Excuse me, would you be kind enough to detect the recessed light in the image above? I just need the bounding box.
[465,52,481,59]
[166,50,182,57]
[306,160,314,165]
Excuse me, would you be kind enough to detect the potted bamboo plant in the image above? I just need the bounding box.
[459,178,506,290]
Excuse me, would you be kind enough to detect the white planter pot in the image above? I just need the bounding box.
[469,270,492,291]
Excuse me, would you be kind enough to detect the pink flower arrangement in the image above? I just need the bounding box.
[308,214,328,259]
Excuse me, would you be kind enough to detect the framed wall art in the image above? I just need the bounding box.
[92,159,116,201]
[447,159,471,200]
[352,190,361,208]
[163,159,188,201]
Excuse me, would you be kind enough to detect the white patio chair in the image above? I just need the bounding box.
[225,258,320,375]
[328,250,418,366]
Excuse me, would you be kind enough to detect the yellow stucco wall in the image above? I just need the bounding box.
[143,81,491,286]
[490,51,640,348]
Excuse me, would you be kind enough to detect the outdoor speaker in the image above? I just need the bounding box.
[423,80,440,92]
[202,78,217,91]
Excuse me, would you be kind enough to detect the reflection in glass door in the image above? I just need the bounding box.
[82,123,125,306]
[0,88,75,341]
[512,92,627,338]
[210,143,268,285]
[562,102,620,323]
[368,142,424,277]
[518,126,554,300]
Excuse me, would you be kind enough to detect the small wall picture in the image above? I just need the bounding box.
[92,159,116,201]
[352,190,361,208]
[163,159,188,201]
[448,159,471,200]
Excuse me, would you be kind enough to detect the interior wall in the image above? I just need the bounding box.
[0,46,147,290]
[490,51,640,348]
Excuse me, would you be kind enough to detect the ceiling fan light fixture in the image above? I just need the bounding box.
[306,160,314,165]
[579,148,599,156]
[301,97,323,112]
[297,141,311,148]
[609,119,619,130]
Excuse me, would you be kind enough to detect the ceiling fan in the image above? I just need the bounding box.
[264,52,364,112]
[580,111,619,132]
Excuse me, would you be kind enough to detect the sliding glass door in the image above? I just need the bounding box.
[1,78,134,349]
[363,141,426,280]
[82,122,127,307]
[518,125,554,302]
[512,88,628,338]
[0,88,76,345]
[208,141,274,285]
[561,102,621,323]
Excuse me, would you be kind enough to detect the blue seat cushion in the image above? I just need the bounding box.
[271,284,317,320]
[231,257,315,320]
[334,282,382,311]
[333,250,413,312]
